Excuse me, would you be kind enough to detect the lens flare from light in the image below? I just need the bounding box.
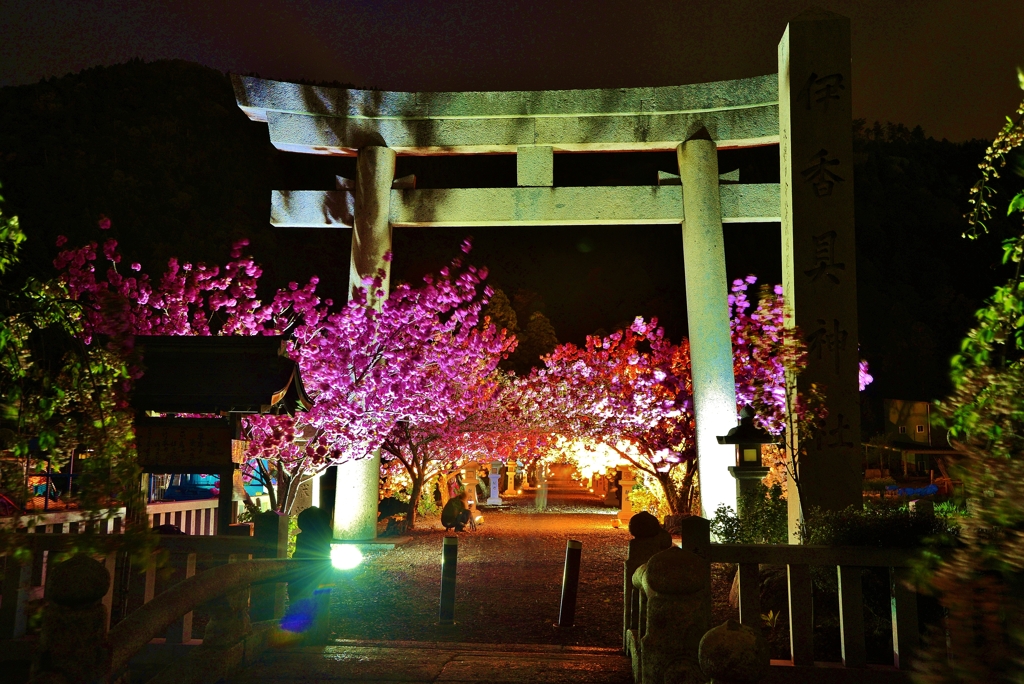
[330,544,363,570]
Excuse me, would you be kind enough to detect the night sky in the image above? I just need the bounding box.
[4,0,1022,141]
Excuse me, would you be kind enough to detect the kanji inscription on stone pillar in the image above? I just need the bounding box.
[779,9,862,540]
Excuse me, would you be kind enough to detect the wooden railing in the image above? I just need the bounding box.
[711,543,920,674]
[0,532,261,642]
[1,518,314,682]
[147,498,220,535]
[3,498,221,536]
[623,516,931,684]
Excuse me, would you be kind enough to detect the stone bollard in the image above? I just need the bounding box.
[699,620,770,684]
[623,512,673,652]
[535,464,548,511]
[252,510,290,621]
[30,553,112,683]
[632,545,711,684]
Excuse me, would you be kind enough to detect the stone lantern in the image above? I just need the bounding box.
[486,461,504,506]
[716,406,777,517]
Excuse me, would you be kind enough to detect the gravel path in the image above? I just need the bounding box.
[328,470,631,648]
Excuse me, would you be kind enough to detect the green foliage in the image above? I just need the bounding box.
[800,501,958,548]
[482,288,558,375]
[287,514,299,558]
[0,189,150,557]
[628,482,668,521]
[709,484,787,544]
[915,77,1024,683]
[416,484,439,518]
[852,120,1020,419]
[0,187,24,276]
[862,476,897,492]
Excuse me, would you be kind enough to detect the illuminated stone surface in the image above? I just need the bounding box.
[333,145,396,542]
[270,183,782,228]
[232,73,779,154]
[779,9,862,539]
[678,135,739,519]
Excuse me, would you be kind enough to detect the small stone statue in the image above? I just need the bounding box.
[698,619,770,684]
[30,554,112,683]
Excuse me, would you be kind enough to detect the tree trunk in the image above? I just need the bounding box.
[438,472,452,507]
[654,471,684,517]
[407,470,423,529]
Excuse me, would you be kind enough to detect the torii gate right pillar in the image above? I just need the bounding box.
[779,10,862,542]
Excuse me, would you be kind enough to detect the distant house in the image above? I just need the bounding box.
[864,400,961,483]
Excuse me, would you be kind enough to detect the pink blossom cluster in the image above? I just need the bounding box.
[54,236,326,345]
[728,276,791,433]
[518,317,695,470]
[729,275,872,433]
[289,242,514,467]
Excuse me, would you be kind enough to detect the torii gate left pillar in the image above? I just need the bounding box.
[332,146,396,542]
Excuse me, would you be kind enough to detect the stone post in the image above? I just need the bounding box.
[623,512,673,653]
[30,554,112,682]
[251,511,289,621]
[698,620,771,684]
[486,461,504,506]
[779,10,861,541]
[334,145,396,542]
[535,463,548,511]
[678,133,740,520]
[632,545,712,684]
[504,461,517,496]
[617,466,636,523]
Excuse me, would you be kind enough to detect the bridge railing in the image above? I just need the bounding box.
[624,517,931,684]
[0,527,263,642]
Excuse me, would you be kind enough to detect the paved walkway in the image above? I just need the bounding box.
[232,641,632,683]
[231,468,634,683]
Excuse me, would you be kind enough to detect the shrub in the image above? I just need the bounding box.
[709,484,788,544]
[416,485,439,518]
[800,500,959,548]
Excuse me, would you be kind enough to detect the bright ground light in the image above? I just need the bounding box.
[330,544,363,570]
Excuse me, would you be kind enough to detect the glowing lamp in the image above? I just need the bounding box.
[330,544,363,570]
[717,405,778,518]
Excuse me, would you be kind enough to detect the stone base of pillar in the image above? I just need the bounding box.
[333,452,380,541]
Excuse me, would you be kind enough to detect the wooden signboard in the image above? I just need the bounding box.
[136,418,235,472]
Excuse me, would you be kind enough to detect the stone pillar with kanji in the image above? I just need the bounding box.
[617,466,636,523]
[779,9,862,541]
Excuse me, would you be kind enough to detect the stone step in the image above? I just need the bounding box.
[231,639,632,683]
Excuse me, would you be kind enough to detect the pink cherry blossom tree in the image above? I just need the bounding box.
[516,318,698,515]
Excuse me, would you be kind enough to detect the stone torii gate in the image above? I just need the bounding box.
[232,9,861,543]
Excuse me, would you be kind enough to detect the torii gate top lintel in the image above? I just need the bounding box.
[230,72,780,155]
